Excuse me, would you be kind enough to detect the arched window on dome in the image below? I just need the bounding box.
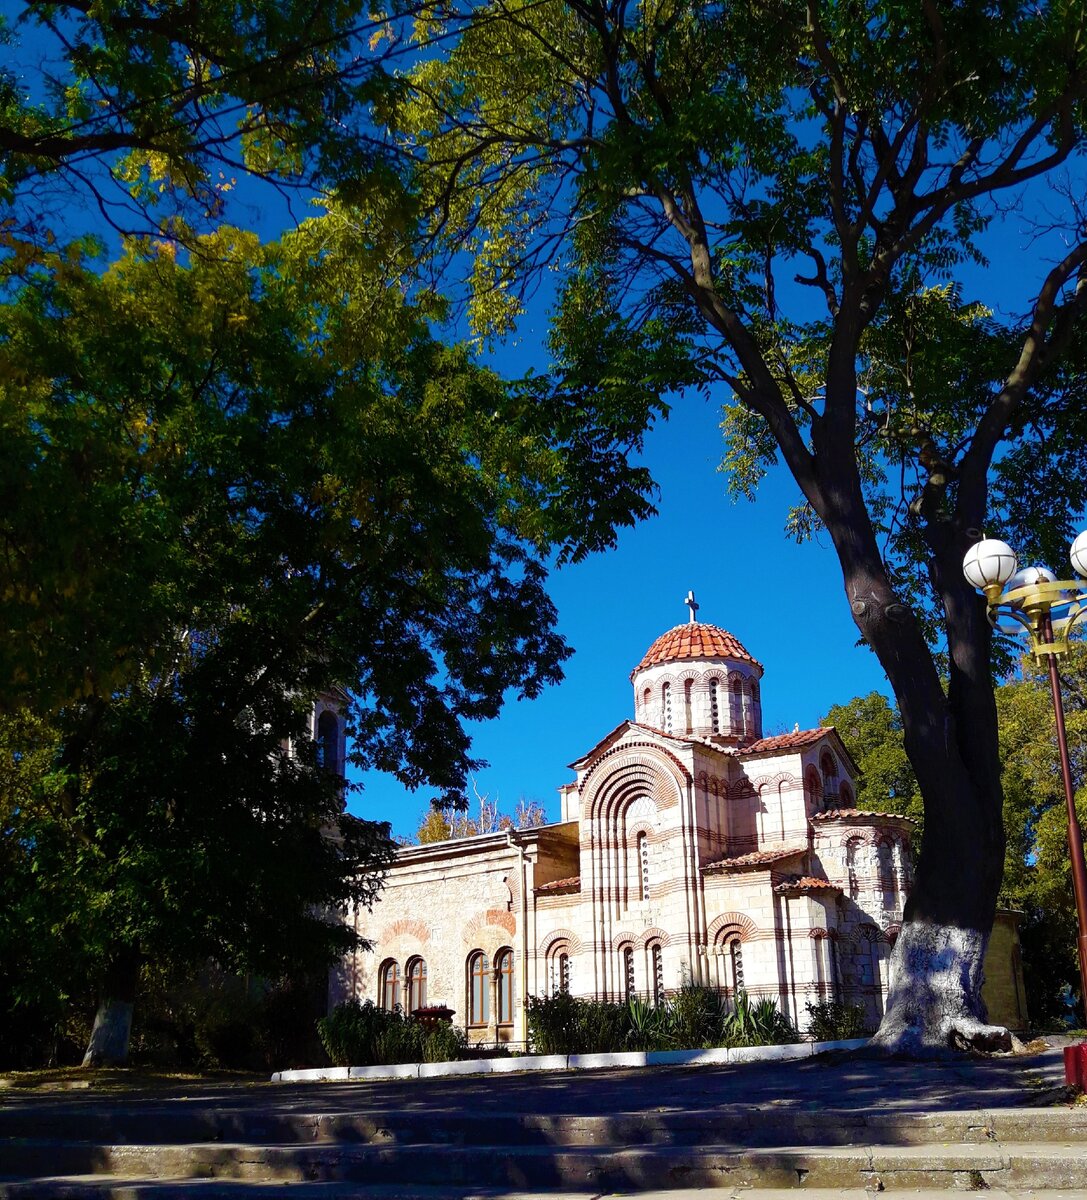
[643,687,651,722]
[661,682,673,732]
[683,678,693,733]
[741,679,754,738]
[317,709,341,776]
[729,676,743,734]
[709,678,721,733]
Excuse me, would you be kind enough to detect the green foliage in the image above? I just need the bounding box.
[0,1,399,250]
[822,693,922,827]
[316,999,468,1067]
[804,1000,871,1043]
[720,992,798,1048]
[395,1,1087,1043]
[525,987,796,1055]
[665,983,731,1049]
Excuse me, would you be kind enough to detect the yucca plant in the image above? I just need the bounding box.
[721,990,797,1047]
[625,994,669,1050]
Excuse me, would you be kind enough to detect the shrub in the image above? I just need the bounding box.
[624,994,669,1051]
[804,1000,870,1042]
[317,1000,467,1067]
[526,986,799,1055]
[525,992,584,1055]
[720,991,797,1047]
[421,1021,468,1063]
[666,985,729,1050]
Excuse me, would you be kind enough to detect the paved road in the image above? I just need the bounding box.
[0,1046,1069,1125]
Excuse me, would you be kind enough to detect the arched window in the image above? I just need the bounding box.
[729,939,745,993]
[709,678,720,733]
[729,676,743,733]
[406,957,427,1013]
[467,951,489,1026]
[878,839,897,909]
[650,942,664,1005]
[317,710,341,776]
[846,837,862,900]
[741,679,754,738]
[548,943,570,996]
[805,765,823,813]
[379,960,400,1011]
[623,946,635,999]
[662,682,672,732]
[683,678,693,733]
[496,948,514,1025]
[638,832,650,900]
[643,687,651,719]
[839,781,854,809]
[821,751,839,801]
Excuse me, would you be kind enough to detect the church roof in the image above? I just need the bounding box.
[741,729,826,753]
[630,622,762,678]
[812,808,918,826]
[773,875,843,896]
[535,875,581,895]
[703,845,806,874]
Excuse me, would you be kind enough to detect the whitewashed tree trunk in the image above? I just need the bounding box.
[82,998,134,1067]
[872,922,1011,1054]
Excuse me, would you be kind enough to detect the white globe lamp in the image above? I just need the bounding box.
[963,539,1018,592]
[1005,565,1058,592]
[1071,529,1087,579]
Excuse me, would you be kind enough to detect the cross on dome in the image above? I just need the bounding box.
[685,589,699,623]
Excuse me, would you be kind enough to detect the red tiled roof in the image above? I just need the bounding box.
[740,729,826,754]
[535,875,581,894]
[812,808,918,826]
[631,622,761,677]
[774,875,843,896]
[703,846,806,873]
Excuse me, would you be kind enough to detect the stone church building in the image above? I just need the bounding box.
[334,601,1027,1042]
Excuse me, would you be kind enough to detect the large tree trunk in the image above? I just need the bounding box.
[82,947,140,1068]
[821,489,1009,1052]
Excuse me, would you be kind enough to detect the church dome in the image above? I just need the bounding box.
[630,600,764,742]
[630,622,762,678]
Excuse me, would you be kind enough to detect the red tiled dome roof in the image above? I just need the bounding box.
[631,622,761,677]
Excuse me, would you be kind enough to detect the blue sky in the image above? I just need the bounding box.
[347,388,892,839]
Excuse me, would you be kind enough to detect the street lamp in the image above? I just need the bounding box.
[963,531,1087,1044]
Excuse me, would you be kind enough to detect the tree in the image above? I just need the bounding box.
[822,693,921,825]
[826,647,1087,1025]
[407,791,551,844]
[0,0,398,245]
[391,0,1087,1049]
[0,205,660,1063]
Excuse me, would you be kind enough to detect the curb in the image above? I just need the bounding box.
[270,1036,869,1083]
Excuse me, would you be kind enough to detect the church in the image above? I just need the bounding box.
[333,598,1027,1042]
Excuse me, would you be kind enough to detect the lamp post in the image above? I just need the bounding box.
[963,531,1087,1045]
